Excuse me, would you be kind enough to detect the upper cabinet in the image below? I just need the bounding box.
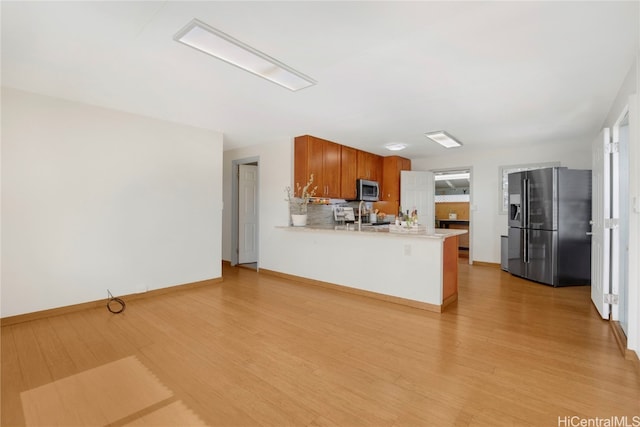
[356,150,382,182]
[340,146,357,200]
[294,135,341,198]
[294,135,406,201]
[380,155,411,211]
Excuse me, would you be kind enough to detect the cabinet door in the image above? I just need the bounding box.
[357,151,382,181]
[381,156,400,201]
[369,154,382,182]
[381,156,410,202]
[294,136,310,197]
[308,137,325,195]
[341,146,357,199]
[323,140,341,197]
[356,150,369,179]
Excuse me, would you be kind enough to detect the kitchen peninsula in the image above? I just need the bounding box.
[263,227,466,313]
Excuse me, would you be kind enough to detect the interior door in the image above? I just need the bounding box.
[400,171,434,228]
[591,128,610,319]
[238,164,258,264]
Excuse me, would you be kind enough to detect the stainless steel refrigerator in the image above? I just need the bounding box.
[507,167,591,287]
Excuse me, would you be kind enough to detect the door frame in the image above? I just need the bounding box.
[231,156,260,267]
[611,104,630,329]
[430,166,473,264]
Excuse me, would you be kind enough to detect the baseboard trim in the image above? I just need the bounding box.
[609,320,640,365]
[472,261,501,268]
[259,268,452,313]
[442,292,458,309]
[0,277,223,327]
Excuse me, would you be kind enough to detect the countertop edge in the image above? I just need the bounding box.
[275,225,467,239]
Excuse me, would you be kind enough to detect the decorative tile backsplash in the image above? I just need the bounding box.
[289,202,373,227]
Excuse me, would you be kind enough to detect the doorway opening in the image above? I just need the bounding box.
[231,157,259,270]
[433,168,472,263]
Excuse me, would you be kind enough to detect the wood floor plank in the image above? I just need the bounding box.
[29,318,77,380]
[11,322,53,390]
[1,326,27,426]
[1,261,639,426]
[44,312,103,372]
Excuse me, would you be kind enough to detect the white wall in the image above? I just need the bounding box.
[1,88,224,318]
[222,139,292,264]
[411,141,591,263]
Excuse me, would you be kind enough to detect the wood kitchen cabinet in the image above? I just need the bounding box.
[379,155,411,214]
[340,145,357,200]
[356,150,382,182]
[294,135,341,198]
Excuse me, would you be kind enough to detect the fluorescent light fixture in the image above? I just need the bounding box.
[384,142,408,151]
[434,172,470,181]
[424,131,463,148]
[174,19,316,91]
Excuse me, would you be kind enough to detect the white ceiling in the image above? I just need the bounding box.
[2,1,638,158]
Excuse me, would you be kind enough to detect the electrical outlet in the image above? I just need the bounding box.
[404,244,412,256]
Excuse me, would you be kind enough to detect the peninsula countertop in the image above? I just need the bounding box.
[266,224,466,312]
[275,225,467,240]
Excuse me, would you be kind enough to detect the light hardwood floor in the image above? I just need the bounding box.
[2,261,639,426]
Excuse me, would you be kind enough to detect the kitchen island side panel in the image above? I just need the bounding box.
[266,228,455,306]
[442,235,459,301]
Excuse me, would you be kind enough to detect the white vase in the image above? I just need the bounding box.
[291,214,307,227]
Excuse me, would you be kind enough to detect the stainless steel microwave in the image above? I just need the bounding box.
[356,179,379,201]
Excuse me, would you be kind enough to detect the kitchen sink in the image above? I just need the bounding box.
[333,224,389,232]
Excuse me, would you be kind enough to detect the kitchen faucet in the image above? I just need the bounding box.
[358,200,365,231]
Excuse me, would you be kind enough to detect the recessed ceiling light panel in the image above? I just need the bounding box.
[384,142,408,151]
[174,19,316,91]
[425,131,463,148]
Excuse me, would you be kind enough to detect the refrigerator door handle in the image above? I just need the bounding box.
[524,178,530,229]
[524,229,529,263]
